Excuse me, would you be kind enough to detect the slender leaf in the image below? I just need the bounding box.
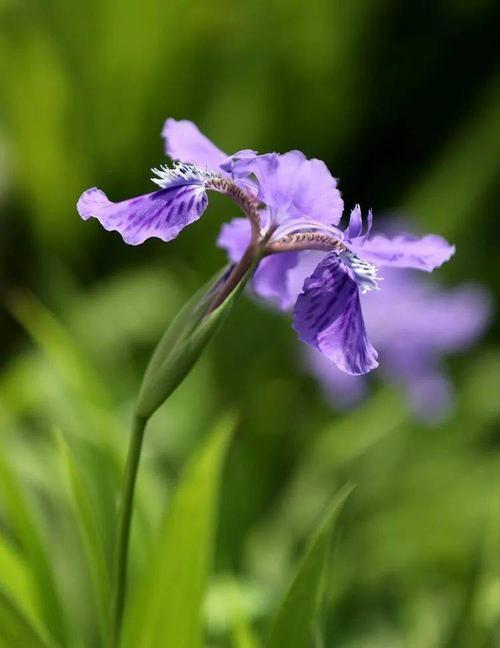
[124,415,234,648]
[265,485,353,648]
[0,534,38,625]
[57,432,111,645]
[7,291,112,412]
[6,291,124,469]
[231,612,261,648]
[205,575,264,648]
[0,587,56,648]
[0,450,67,645]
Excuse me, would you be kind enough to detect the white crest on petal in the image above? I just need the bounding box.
[151,162,218,189]
[341,251,381,293]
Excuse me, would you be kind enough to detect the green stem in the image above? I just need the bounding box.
[110,414,148,647]
[207,243,258,313]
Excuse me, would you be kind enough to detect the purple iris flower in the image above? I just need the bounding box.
[77,119,455,375]
[302,268,491,421]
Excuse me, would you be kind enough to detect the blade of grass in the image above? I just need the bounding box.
[0,533,39,625]
[231,610,262,648]
[56,431,111,645]
[0,588,58,648]
[265,485,353,648]
[6,291,124,467]
[7,291,112,412]
[6,290,124,561]
[124,415,234,648]
[0,449,67,645]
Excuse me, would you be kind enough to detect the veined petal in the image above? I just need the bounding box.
[351,232,455,271]
[162,118,227,170]
[77,182,208,245]
[286,250,326,306]
[293,254,378,375]
[250,151,343,226]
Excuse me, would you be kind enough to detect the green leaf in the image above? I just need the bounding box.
[136,266,245,419]
[231,612,261,648]
[7,291,113,412]
[265,485,353,648]
[56,432,111,645]
[0,534,39,626]
[6,291,125,463]
[0,449,67,645]
[124,415,234,648]
[205,576,265,648]
[0,587,57,648]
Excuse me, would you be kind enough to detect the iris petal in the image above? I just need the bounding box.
[162,118,227,170]
[351,232,455,271]
[77,183,208,245]
[293,253,378,375]
[249,151,344,226]
[346,204,363,239]
[217,217,252,263]
[252,253,299,310]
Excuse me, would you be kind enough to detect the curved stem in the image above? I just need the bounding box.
[207,222,276,313]
[207,243,258,313]
[207,177,261,241]
[110,414,148,647]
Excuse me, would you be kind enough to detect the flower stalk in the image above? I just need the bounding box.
[110,414,147,648]
[208,243,258,313]
[109,234,262,647]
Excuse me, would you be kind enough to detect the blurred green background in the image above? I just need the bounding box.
[0,0,499,646]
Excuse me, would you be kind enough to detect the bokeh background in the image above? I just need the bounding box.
[0,1,499,646]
